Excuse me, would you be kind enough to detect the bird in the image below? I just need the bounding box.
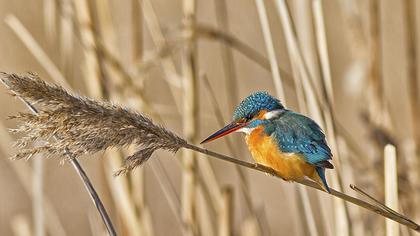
[201,91,334,193]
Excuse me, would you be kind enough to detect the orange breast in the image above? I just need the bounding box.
[245,127,316,180]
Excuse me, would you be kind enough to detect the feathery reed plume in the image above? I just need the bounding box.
[1,72,186,175]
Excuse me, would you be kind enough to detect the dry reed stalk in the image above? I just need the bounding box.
[214,0,239,111]
[73,0,102,99]
[69,2,198,232]
[255,1,320,235]
[0,123,67,236]
[181,0,199,235]
[202,73,266,235]
[2,73,128,236]
[43,0,56,42]
[11,215,32,236]
[337,137,365,236]
[104,153,146,235]
[363,2,394,232]
[149,158,186,231]
[311,2,346,235]
[196,24,270,65]
[196,184,216,236]
[87,211,104,236]
[196,153,223,211]
[142,206,155,236]
[311,0,334,107]
[274,1,335,234]
[58,0,74,74]
[255,0,286,101]
[218,186,233,236]
[201,74,258,221]
[142,0,182,89]
[367,0,384,123]
[297,186,319,236]
[384,145,400,236]
[4,15,115,236]
[273,2,352,235]
[185,144,420,232]
[132,0,143,64]
[366,0,393,135]
[92,1,154,234]
[292,1,320,83]
[73,14,186,229]
[402,141,420,223]
[3,73,420,232]
[33,155,45,236]
[5,15,70,89]
[240,217,259,236]
[211,5,260,227]
[402,0,420,221]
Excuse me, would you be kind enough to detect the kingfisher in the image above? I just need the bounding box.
[201,91,334,193]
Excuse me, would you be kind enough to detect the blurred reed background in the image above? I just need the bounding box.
[0,0,419,236]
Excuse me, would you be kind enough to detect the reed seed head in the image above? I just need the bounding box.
[1,72,187,175]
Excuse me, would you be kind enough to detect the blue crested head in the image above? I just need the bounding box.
[232,91,284,121]
[200,91,284,144]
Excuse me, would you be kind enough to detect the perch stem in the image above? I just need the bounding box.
[182,143,420,233]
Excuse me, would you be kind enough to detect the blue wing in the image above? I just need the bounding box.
[264,111,333,167]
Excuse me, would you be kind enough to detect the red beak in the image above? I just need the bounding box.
[200,121,248,144]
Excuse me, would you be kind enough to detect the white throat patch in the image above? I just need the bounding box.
[237,127,255,134]
[263,109,284,120]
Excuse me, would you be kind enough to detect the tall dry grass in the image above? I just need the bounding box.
[0,1,419,236]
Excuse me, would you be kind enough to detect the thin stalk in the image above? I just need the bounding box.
[140,6,219,228]
[33,156,45,236]
[4,15,115,236]
[182,143,420,232]
[274,2,351,235]
[218,186,233,236]
[337,138,365,236]
[256,1,319,235]
[11,215,32,236]
[202,73,268,232]
[149,158,189,235]
[142,0,182,89]
[5,15,70,89]
[43,0,56,42]
[0,124,67,236]
[181,1,199,235]
[214,0,239,111]
[403,0,420,215]
[297,185,319,236]
[255,0,285,100]
[105,151,144,235]
[1,81,116,236]
[58,0,74,75]
[92,1,154,234]
[132,0,143,64]
[312,0,334,106]
[384,145,400,236]
[73,0,102,99]
[196,184,216,236]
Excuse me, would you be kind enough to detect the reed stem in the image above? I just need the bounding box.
[0,79,117,236]
[182,143,420,232]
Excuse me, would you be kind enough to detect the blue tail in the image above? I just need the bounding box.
[316,167,331,193]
